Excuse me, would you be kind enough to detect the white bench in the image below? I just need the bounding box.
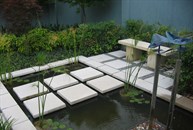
[118,39,174,69]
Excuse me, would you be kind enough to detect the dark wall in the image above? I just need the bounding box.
[122,0,193,30]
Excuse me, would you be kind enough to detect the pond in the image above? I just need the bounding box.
[3,63,193,130]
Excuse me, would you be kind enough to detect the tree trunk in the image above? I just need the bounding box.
[149,54,161,130]
[80,4,86,23]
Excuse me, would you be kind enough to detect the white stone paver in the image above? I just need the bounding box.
[112,71,135,83]
[122,67,153,78]
[32,65,50,72]
[57,83,98,105]
[48,60,69,68]
[88,54,114,62]
[70,67,104,82]
[0,82,8,95]
[108,50,126,58]
[11,68,35,78]
[135,79,153,93]
[176,97,193,113]
[97,65,120,75]
[86,75,124,94]
[13,81,48,101]
[84,60,104,68]
[2,105,28,125]
[145,75,174,89]
[156,87,182,101]
[44,74,78,91]
[0,93,17,110]
[24,93,66,118]
[78,56,90,63]
[104,60,130,69]
[12,120,37,130]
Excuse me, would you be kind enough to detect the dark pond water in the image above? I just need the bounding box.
[4,63,193,130]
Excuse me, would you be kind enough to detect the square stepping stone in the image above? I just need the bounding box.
[135,79,153,93]
[108,50,126,58]
[13,81,48,101]
[70,67,104,82]
[86,75,124,93]
[0,93,17,110]
[104,60,130,69]
[97,65,120,75]
[57,83,98,105]
[122,67,153,77]
[88,54,114,62]
[24,93,66,118]
[113,71,135,83]
[2,105,28,125]
[44,74,79,91]
[144,75,174,89]
[12,120,36,130]
[84,60,104,68]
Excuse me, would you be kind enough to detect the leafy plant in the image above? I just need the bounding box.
[35,118,73,130]
[0,33,17,52]
[0,114,15,130]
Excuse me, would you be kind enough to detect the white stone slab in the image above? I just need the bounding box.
[135,79,153,93]
[0,82,8,95]
[0,93,17,110]
[88,54,114,62]
[176,97,193,113]
[108,50,126,58]
[48,60,69,68]
[32,65,50,72]
[84,60,104,68]
[78,56,90,63]
[11,68,35,78]
[112,71,135,83]
[70,67,104,82]
[24,93,66,118]
[104,60,130,69]
[122,67,153,77]
[145,75,174,89]
[156,87,182,101]
[97,65,120,75]
[44,74,78,91]
[13,81,48,101]
[12,120,37,130]
[57,83,98,105]
[86,75,124,94]
[2,105,28,125]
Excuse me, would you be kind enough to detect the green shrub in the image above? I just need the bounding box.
[0,33,17,52]
[76,21,124,56]
[16,28,59,55]
[179,42,193,95]
[125,20,171,42]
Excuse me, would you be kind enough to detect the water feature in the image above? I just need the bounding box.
[3,63,193,130]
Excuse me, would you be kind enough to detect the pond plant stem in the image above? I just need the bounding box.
[148,53,161,130]
[166,59,181,130]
